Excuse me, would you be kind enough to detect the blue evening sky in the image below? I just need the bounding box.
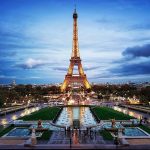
[0,0,150,84]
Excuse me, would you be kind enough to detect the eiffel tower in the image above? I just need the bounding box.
[61,9,91,92]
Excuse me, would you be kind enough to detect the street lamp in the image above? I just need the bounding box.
[4,103,7,117]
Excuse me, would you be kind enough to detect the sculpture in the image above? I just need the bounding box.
[31,127,37,145]
[38,120,42,128]
[111,119,116,128]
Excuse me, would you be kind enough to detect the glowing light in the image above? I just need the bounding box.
[36,107,39,111]
[20,113,25,117]
[12,115,17,120]
[68,99,74,105]
[1,119,8,125]
[128,112,134,117]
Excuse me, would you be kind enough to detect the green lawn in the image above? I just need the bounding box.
[19,107,61,121]
[0,125,4,132]
[0,125,14,137]
[92,106,134,120]
[99,130,113,141]
[37,130,52,140]
[139,125,150,134]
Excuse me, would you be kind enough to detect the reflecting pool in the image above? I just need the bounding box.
[5,127,42,137]
[6,128,30,137]
[56,107,97,128]
[102,122,124,129]
[123,127,149,136]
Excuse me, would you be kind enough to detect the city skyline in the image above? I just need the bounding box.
[0,0,150,84]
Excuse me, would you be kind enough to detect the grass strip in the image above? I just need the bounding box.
[99,130,113,141]
[0,125,14,137]
[19,107,60,121]
[93,106,134,120]
[37,130,52,140]
[139,125,150,134]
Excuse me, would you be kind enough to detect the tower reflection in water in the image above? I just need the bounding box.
[56,107,96,128]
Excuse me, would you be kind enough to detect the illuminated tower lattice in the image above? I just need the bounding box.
[61,9,91,92]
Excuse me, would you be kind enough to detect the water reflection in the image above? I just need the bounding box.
[56,107,97,127]
[113,106,147,120]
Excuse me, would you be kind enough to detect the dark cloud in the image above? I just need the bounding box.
[109,43,150,77]
[122,44,150,58]
[16,64,44,69]
[111,61,150,76]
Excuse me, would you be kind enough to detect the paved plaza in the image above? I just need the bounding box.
[47,130,109,145]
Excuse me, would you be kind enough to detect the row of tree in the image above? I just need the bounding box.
[92,84,150,104]
[0,84,149,107]
[0,84,61,107]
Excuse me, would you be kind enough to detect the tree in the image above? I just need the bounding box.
[0,96,4,107]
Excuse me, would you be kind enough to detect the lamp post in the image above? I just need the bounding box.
[4,103,7,117]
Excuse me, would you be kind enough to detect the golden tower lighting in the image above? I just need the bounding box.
[61,9,91,92]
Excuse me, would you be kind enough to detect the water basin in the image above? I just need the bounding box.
[103,122,124,129]
[123,127,149,136]
[6,128,30,137]
[5,127,42,137]
[30,123,64,131]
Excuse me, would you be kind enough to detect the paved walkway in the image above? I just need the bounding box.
[0,139,26,145]
[48,130,109,145]
[0,144,150,149]
[127,139,150,145]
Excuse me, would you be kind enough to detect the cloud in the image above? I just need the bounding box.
[129,23,150,30]
[111,60,150,76]
[16,58,46,69]
[53,67,67,72]
[53,66,100,72]
[122,43,150,58]
[109,43,150,77]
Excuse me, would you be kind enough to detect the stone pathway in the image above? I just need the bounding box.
[48,131,69,144]
[0,139,26,145]
[48,130,108,145]
[127,139,150,145]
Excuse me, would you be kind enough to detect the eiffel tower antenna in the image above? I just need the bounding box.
[74,0,77,11]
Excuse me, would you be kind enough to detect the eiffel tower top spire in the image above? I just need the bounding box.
[73,3,77,17]
[72,7,80,58]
